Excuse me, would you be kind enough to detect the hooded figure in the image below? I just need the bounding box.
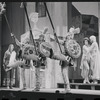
[89,35,100,84]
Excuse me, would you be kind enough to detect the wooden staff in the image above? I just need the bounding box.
[20,2,38,55]
[44,2,63,54]
[0,2,13,37]
[21,2,41,91]
[44,2,71,92]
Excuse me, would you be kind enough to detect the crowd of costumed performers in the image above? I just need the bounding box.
[1,2,100,93]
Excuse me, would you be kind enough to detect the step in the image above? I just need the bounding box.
[69,79,100,83]
[57,83,100,90]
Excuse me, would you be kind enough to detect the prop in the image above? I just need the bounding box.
[0,2,6,14]
[44,2,63,54]
[0,2,12,36]
[20,2,38,55]
[65,39,81,58]
[44,2,71,92]
[21,44,39,61]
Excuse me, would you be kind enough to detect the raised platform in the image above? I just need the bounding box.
[0,87,100,100]
[58,83,100,90]
[58,79,100,90]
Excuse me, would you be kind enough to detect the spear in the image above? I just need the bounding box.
[20,2,38,55]
[44,2,63,54]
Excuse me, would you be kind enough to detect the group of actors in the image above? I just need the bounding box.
[80,35,100,84]
[3,28,76,92]
[2,12,100,92]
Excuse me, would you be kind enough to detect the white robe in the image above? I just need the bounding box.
[89,42,100,80]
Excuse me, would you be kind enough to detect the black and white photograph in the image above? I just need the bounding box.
[0,2,100,100]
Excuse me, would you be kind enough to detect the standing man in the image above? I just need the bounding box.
[45,26,80,92]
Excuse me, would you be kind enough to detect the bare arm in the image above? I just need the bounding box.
[15,37,22,47]
[89,42,95,52]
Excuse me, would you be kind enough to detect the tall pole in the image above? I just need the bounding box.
[20,2,41,91]
[44,2,63,54]
[21,2,38,55]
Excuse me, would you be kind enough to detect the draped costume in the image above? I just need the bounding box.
[89,41,100,80]
[80,45,91,78]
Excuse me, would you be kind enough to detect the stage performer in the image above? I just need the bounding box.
[21,12,48,91]
[89,35,100,84]
[58,27,80,92]
[80,37,91,84]
[12,34,39,89]
[42,26,80,92]
[10,27,48,91]
[3,44,15,89]
[47,26,80,62]
[38,34,71,92]
[32,28,72,92]
[11,33,39,62]
[35,29,73,92]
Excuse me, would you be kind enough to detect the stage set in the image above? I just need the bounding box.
[0,2,100,100]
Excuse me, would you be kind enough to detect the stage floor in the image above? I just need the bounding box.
[1,87,100,95]
[0,87,100,100]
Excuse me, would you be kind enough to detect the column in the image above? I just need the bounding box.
[0,15,2,86]
[98,2,100,47]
